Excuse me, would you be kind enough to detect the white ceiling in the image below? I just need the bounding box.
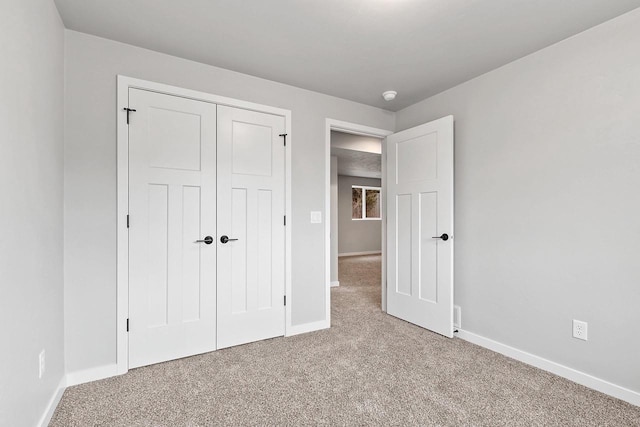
[53,0,640,111]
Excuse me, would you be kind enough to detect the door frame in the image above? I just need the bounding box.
[117,75,293,375]
[324,119,393,321]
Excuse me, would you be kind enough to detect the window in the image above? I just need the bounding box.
[352,185,381,220]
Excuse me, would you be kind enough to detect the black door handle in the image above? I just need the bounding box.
[220,235,239,244]
[196,236,214,245]
[432,233,449,241]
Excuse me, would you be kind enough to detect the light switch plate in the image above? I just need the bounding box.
[310,211,322,224]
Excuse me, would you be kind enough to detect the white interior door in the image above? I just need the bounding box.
[386,115,454,337]
[128,88,217,368]
[216,105,286,349]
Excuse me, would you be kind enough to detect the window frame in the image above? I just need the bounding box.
[351,185,382,221]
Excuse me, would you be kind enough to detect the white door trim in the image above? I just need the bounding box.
[324,119,393,323]
[117,75,292,375]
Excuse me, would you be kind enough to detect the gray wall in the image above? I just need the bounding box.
[63,30,394,373]
[0,0,65,425]
[330,156,339,283]
[338,176,382,255]
[396,9,640,393]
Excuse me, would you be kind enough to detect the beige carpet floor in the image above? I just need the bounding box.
[51,255,640,426]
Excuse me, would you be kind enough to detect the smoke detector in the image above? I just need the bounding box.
[382,90,397,101]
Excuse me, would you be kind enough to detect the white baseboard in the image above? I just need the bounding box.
[37,376,66,427]
[286,319,330,337]
[331,281,340,287]
[456,329,640,407]
[338,251,381,257]
[65,363,120,387]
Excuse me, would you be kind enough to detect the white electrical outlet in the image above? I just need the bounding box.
[39,349,46,379]
[573,320,588,341]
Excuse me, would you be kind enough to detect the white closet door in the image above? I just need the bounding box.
[216,105,286,349]
[128,88,217,368]
[386,116,454,338]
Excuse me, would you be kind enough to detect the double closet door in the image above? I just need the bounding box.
[127,88,286,368]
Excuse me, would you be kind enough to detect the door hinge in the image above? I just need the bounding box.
[123,107,137,125]
[126,318,129,332]
[279,133,287,146]
[284,295,286,306]
[126,214,130,228]
[284,215,286,226]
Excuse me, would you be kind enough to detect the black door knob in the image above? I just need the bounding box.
[196,236,214,245]
[432,233,449,241]
[220,235,239,244]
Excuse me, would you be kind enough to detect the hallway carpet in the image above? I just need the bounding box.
[50,255,640,426]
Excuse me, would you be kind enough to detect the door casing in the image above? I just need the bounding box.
[116,76,292,375]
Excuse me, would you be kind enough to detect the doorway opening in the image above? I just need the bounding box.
[331,132,384,307]
[325,116,455,337]
[324,120,393,323]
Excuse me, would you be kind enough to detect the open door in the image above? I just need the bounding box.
[386,116,454,338]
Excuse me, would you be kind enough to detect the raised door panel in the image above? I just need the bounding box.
[396,193,413,296]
